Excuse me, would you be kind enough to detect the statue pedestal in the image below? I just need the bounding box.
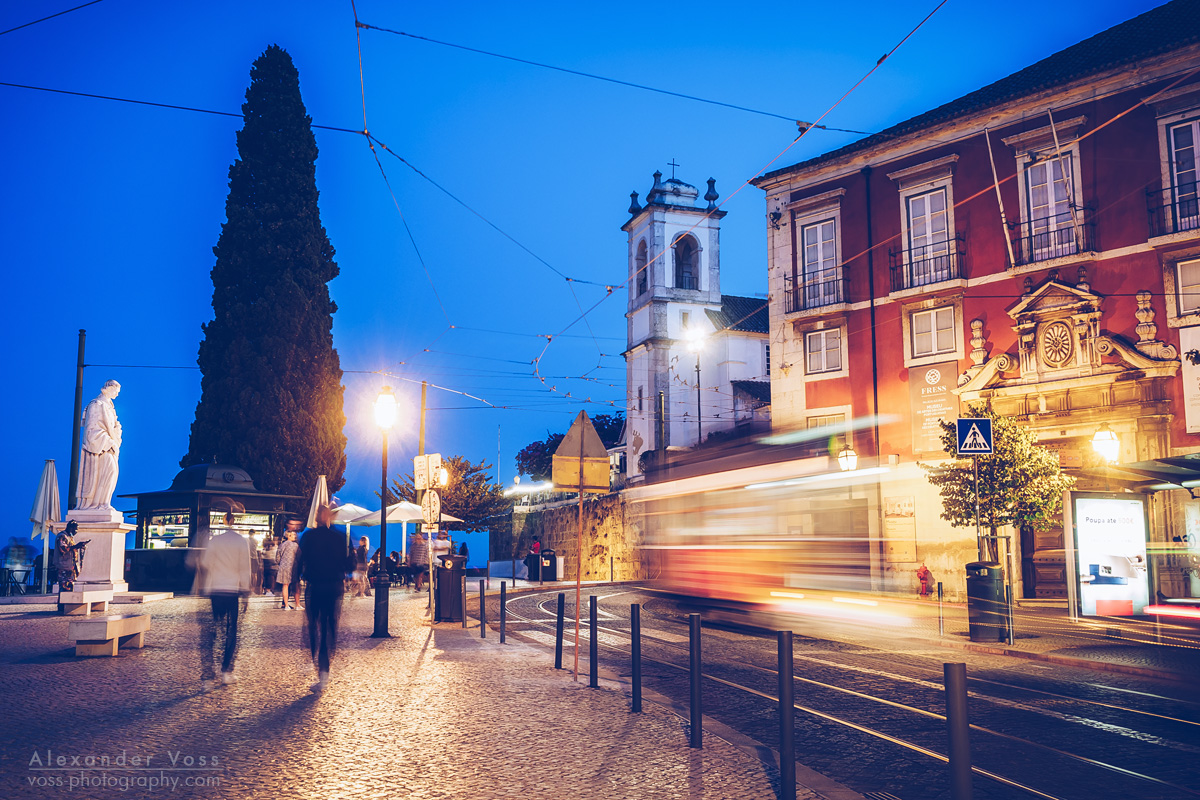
[64,510,133,594]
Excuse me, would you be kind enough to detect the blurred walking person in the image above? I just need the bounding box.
[190,498,252,691]
[297,504,353,693]
[409,529,429,592]
[277,518,302,610]
[352,536,372,598]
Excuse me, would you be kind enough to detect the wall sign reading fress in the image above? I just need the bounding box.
[909,362,960,454]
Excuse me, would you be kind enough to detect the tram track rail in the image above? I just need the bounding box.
[491,587,1200,800]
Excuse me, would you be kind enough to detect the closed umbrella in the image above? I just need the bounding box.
[306,475,330,528]
[29,459,61,595]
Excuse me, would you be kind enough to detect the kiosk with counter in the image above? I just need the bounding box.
[120,464,301,593]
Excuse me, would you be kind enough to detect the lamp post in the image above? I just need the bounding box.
[373,386,398,638]
[685,327,705,445]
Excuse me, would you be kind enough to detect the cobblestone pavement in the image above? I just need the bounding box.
[0,592,829,800]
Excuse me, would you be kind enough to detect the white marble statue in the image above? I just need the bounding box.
[76,380,122,510]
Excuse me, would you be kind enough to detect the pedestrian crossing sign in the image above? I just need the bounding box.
[956,418,993,455]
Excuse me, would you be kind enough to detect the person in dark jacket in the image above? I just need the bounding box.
[297,504,353,693]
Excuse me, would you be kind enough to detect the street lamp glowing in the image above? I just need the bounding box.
[374,386,397,430]
[437,466,450,487]
[837,443,858,471]
[685,325,706,353]
[1092,423,1119,462]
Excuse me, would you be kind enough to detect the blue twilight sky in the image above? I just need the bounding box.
[1,0,1160,548]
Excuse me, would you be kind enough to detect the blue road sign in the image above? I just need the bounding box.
[956,418,993,455]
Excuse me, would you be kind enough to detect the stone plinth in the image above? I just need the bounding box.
[63,510,133,594]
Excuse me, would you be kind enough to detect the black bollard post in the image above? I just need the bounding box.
[631,603,642,712]
[555,592,565,669]
[479,580,486,639]
[500,581,507,644]
[944,662,973,800]
[778,630,795,799]
[589,595,599,688]
[689,613,702,748]
[938,581,945,637]
[461,575,467,629]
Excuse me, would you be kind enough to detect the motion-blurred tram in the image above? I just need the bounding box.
[628,421,916,626]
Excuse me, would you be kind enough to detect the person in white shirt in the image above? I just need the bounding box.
[190,498,252,691]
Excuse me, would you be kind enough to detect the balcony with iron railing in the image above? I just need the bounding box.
[1009,207,1095,267]
[675,272,699,290]
[783,270,848,314]
[889,236,964,293]
[1148,182,1200,238]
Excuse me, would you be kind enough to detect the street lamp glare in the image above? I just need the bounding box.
[1092,423,1119,462]
[837,443,858,472]
[685,325,706,353]
[374,386,398,430]
[437,466,450,487]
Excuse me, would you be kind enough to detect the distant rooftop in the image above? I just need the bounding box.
[706,294,769,334]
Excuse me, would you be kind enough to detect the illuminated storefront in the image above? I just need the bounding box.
[120,464,301,592]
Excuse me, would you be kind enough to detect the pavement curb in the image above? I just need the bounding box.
[930,635,1194,683]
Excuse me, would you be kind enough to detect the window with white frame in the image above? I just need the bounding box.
[1169,119,1199,232]
[911,306,955,357]
[906,188,951,285]
[1179,258,1200,315]
[805,328,841,374]
[801,220,840,307]
[807,413,846,430]
[764,343,771,375]
[1025,154,1078,260]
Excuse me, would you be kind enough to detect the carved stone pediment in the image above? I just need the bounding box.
[1006,277,1103,383]
[957,274,1179,399]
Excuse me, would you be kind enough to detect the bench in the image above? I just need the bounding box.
[68,614,151,657]
[59,590,114,616]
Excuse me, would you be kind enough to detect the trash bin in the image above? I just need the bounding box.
[965,561,1006,642]
[435,554,467,622]
[540,549,557,581]
[524,552,541,582]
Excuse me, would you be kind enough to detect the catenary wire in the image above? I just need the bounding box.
[356,21,873,133]
[0,0,106,36]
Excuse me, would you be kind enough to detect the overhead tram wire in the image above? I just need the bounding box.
[356,21,874,134]
[0,82,362,134]
[0,0,106,36]
[527,0,953,405]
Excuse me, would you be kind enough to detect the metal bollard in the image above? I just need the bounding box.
[610,555,614,582]
[631,603,642,712]
[589,595,599,688]
[944,662,973,800]
[938,581,944,637]
[778,630,795,799]
[500,581,507,644]
[689,613,702,748]
[461,575,467,629]
[555,592,565,669]
[479,580,486,639]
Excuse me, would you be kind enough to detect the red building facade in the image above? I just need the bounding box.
[754,1,1200,600]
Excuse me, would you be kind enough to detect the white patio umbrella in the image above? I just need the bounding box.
[29,459,61,595]
[306,475,330,528]
[331,502,372,526]
[351,502,462,561]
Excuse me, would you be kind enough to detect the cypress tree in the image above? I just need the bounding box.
[182,45,347,498]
